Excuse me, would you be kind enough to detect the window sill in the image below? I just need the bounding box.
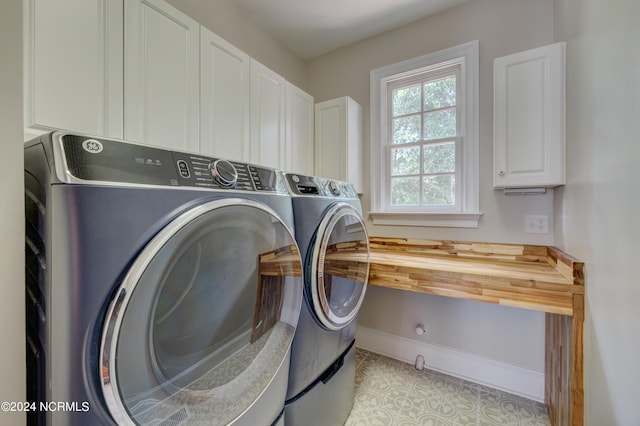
[369,211,483,228]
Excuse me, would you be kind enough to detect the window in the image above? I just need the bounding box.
[388,70,460,208]
[370,41,481,228]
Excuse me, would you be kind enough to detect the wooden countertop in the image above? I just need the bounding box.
[257,237,585,316]
[367,237,584,316]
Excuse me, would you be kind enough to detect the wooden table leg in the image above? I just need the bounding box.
[545,294,584,426]
[571,293,584,426]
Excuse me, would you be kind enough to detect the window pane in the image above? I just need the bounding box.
[391,177,420,205]
[393,115,421,144]
[422,175,455,205]
[392,85,421,116]
[423,142,455,174]
[423,76,456,110]
[391,146,420,176]
[423,109,456,139]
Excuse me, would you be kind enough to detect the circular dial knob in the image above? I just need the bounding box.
[328,180,342,196]
[209,159,238,187]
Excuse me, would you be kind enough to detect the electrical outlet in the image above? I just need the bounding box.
[524,215,549,234]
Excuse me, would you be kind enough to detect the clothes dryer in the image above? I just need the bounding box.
[283,174,370,426]
[24,131,304,425]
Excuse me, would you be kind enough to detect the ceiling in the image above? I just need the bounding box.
[233,0,473,60]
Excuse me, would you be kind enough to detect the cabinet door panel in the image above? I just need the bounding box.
[505,59,546,174]
[285,83,314,175]
[24,0,123,140]
[494,42,565,188]
[200,28,250,161]
[125,0,199,151]
[315,102,344,179]
[250,60,285,169]
[314,97,363,193]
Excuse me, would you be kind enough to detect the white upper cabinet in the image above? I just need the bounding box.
[284,83,314,175]
[124,0,199,151]
[200,27,251,162]
[25,0,313,164]
[493,42,566,189]
[314,96,363,193]
[250,59,286,170]
[24,0,124,140]
[249,60,314,172]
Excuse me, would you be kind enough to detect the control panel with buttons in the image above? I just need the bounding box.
[284,173,358,199]
[56,133,286,193]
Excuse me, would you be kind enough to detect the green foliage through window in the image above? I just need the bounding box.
[389,73,458,207]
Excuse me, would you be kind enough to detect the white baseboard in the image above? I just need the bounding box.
[355,326,545,403]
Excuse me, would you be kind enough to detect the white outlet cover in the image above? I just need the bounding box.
[524,215,549,234]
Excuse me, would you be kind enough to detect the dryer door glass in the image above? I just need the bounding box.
[308,202,370,330]
[100,199,303,425]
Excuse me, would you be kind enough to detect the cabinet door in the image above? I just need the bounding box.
[493,42,565,188]
[124,0,199,151]
[285,83,314,175]
[200,28,251,161]
[250,59,285,169]
[24,0,123,140]
[314,97,363,193]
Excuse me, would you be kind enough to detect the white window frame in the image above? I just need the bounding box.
[370,41,482,228]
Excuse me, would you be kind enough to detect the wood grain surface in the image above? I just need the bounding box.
[367,237,583,316]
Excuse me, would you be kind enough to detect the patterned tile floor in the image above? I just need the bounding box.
[345,349,550,426]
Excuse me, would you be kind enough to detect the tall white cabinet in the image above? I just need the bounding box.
[493,42,566,189]
[24,0,123,140]
[200,27,251,162]
[314,97,363,193]
[124,0,200,151]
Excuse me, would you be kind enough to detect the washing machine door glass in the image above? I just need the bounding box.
[100,199,303,426]
[308,202,370,330]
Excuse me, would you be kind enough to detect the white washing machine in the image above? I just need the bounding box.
[283,173,370,426]
[24,131,304,425]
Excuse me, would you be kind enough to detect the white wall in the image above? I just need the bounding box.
[307,0,556,374]
[360,287,545,371]
[553,0,640,424]
[307,0,557,245]
[0,1,25,425]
